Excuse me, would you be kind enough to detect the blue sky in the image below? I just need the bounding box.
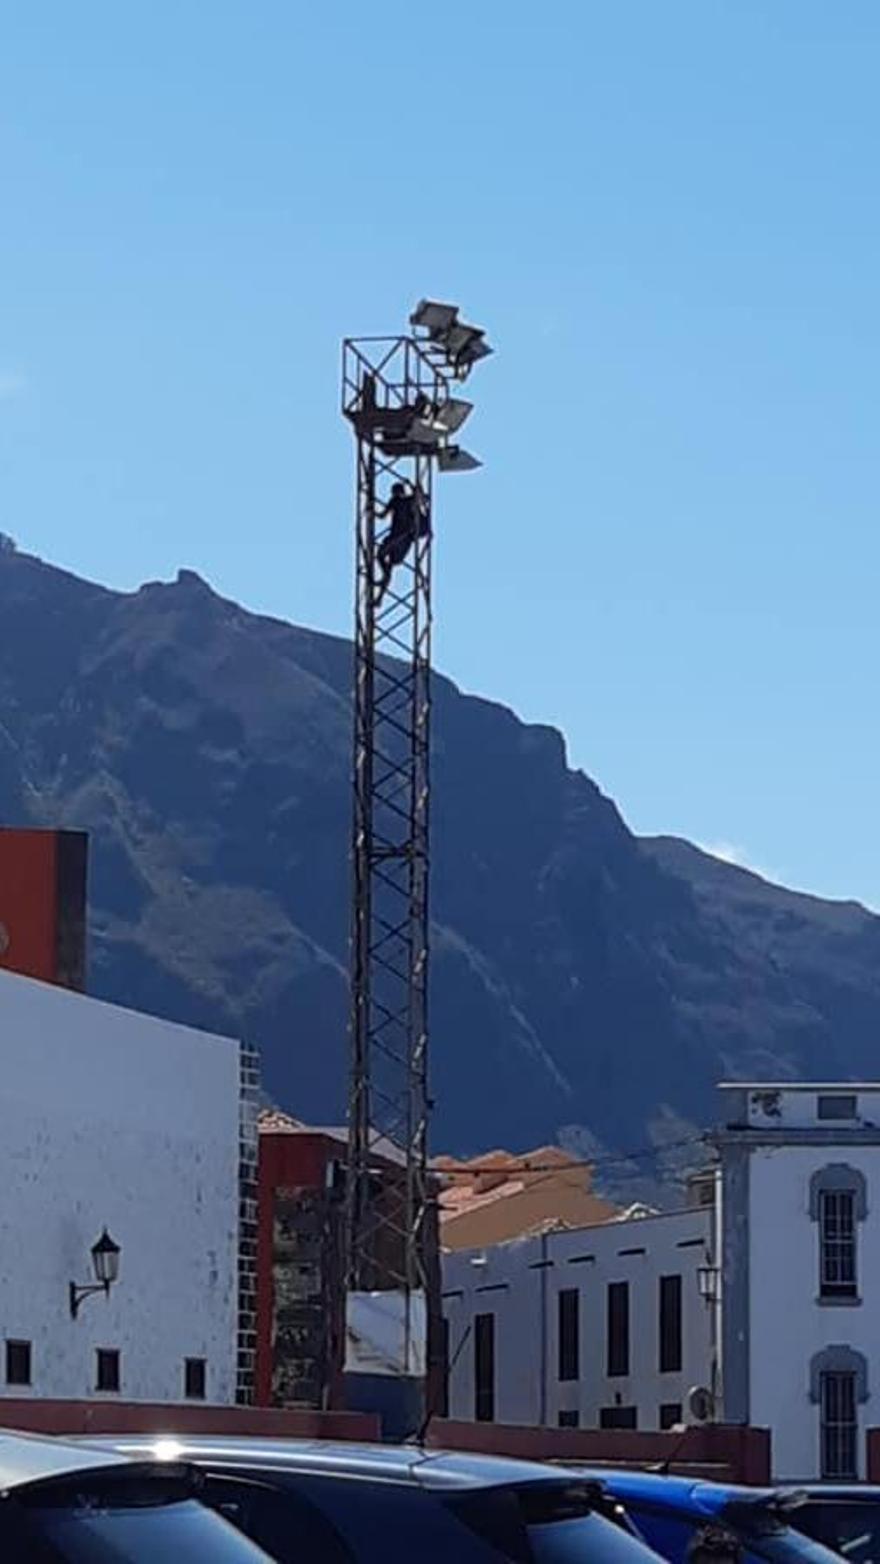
[2,3,880,905]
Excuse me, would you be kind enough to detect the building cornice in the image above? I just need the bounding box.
[713,1127,880,1148]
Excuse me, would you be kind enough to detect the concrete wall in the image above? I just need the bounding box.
[443,1207,712,1431]
[747,1142,880,1479]
[717,1083,880,1481]
[0,968,243,1404]
[0,1398,379,1440]
[721,1084,880,1133]
[427,1418,772,1484]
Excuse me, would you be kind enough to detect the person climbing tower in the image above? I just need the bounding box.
[375,481,430,604]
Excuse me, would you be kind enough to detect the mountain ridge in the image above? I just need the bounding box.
[2,545,879,1180]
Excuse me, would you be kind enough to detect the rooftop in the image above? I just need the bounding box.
[258,1110,405,1167]
[435,1145,619,1247]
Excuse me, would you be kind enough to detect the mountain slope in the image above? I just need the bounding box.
[2,546,879,1167]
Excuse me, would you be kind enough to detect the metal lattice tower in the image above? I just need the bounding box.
[342,305,490,1371]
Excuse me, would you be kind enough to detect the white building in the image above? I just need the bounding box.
[443,1206,713,1432]
[444,1081,880,1483]
[0,967,258,1406]
[717,1081,880,1482]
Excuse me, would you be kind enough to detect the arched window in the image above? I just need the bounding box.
[810,1345,868,1480]
[809,1165,867,1303]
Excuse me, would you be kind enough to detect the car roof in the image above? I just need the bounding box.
[577,1470,781,1518]
[76,1436,597,1493]
[0,1428,133,1494]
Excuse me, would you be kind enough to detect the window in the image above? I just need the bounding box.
[185,1357,206,1400]
[558,1288,579,1382]
[659,1402,682,1430]
[599,1405,637,1429]
[820,1190,857,1299]
[793,1499,880,1563]
[810,1165,866,1305]
[607,1281,629,1377]
[447,1491,663,1564]
[16,1496,282,1562]
[5,1340,31,1387]
[690,1175,716,1209]
[558,1409,580,1428]
[659,1274,682,1373]
[624,1516,733,1564]
[474,1312,495,1422]
[202,1475,355,1564]
[821,1371,858,1479]
[810,1346,867,1480]
[818,1094,857,1121]
[96,1348,120,1393]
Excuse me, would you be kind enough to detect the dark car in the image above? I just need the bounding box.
[0,1428,273,1560]
[574,1471,843,1564]
[781,1486,880,1563]
[78,1435,670,1564]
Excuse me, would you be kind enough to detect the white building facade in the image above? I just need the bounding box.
[717,1082,880,1482]
[443,1207,714,1433]
[0,967,258,1406]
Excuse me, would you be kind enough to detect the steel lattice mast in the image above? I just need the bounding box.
[342,305,490,1375]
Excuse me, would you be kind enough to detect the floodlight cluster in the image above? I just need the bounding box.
[409,298,493,473]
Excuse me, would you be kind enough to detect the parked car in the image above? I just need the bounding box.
[577,1471,844,1564]
[77,1436,671,1564]
[0,1428,273,1559]
[781,1486,880,1563]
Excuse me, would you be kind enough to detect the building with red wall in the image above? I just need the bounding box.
[256,1113,348,1410]
[256,1110,443,1419]
[0,828,87,989]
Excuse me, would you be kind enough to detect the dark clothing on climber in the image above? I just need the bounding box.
[376,484,430,603]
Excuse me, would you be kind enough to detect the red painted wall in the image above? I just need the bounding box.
[427,1420,772,1485]
[0,1398,379,1440]
[0,830,57,981]
[0,828,87,989]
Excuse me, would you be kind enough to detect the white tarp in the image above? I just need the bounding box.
[345,1289,427,1377]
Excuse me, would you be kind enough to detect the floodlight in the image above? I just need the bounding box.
[433,320,493,376]
[453,333,493,371]
[444,323,481,357]
[436,445,482,473]
[410,299,459,334]
[434,397,473,434]
[406,396,473,446]
[406,419,443,449]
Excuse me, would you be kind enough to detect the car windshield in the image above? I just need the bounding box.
[528,1511,663,1564]
[447,1483,664,1564]
[791,1502,880,1564]
[620,1498,844,1564]
[24,1497,272,1562]
[722,1506,845,1564]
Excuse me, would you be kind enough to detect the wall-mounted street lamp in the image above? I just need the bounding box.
[697,1261,720,1303]
[696,1257,721,1419]
[69,1229,121,1319]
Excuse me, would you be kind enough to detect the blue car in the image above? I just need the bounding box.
[76,1436,672,1564]
[582,1471,843,1564]
[781,1485,880,1563]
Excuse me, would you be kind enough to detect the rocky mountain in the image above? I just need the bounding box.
[2,546,880,1178]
